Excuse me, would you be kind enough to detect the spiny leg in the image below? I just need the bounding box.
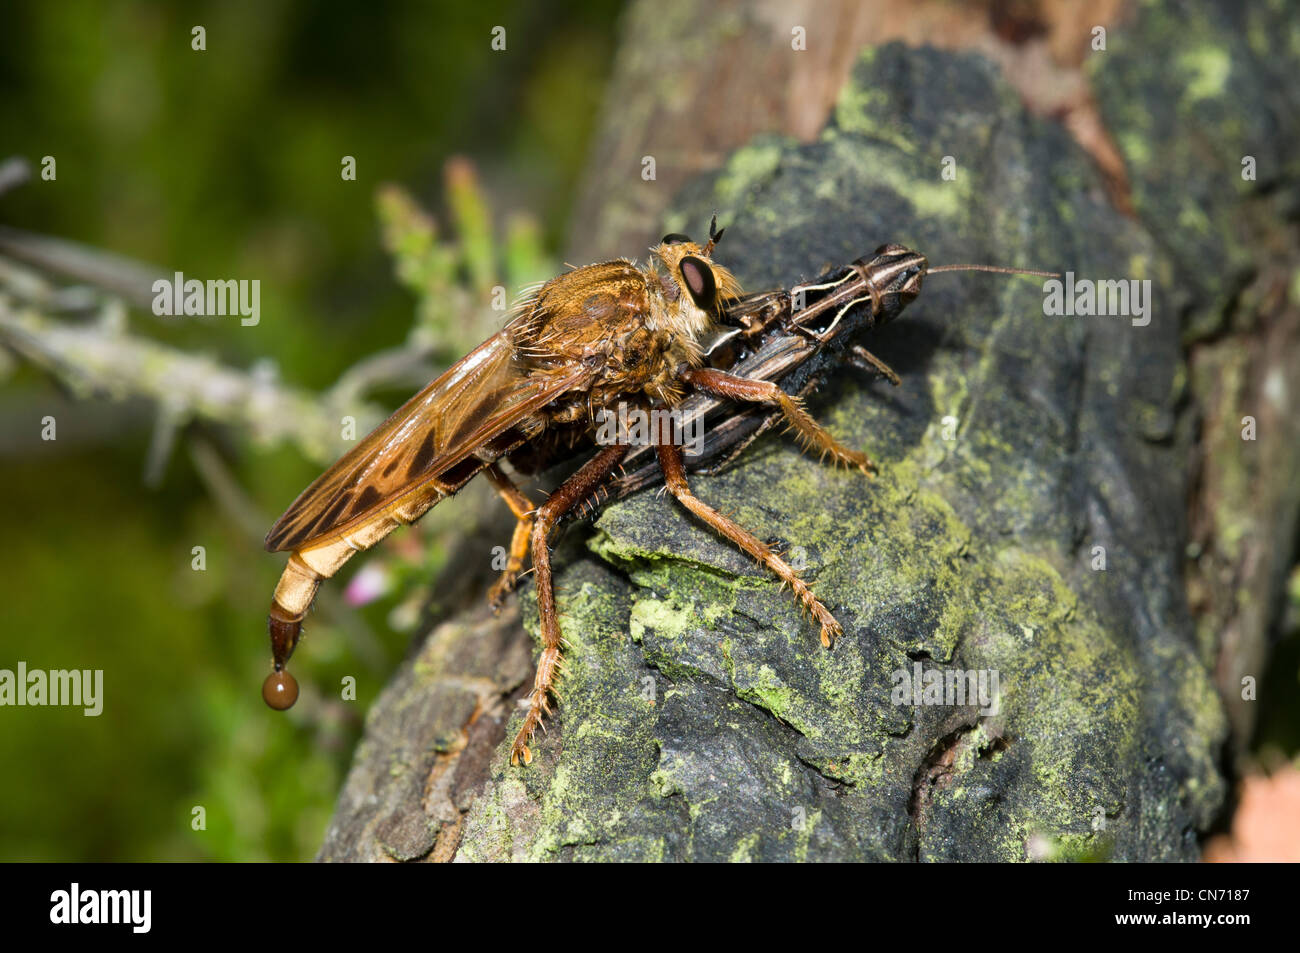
[483,463,536,611]
[695,375,824,478]
[512,443,629,766]
[655,439,842,648]
[681,367,875,474]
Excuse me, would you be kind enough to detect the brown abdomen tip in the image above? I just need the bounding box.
[262,670,299,710]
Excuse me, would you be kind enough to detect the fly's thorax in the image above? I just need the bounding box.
[511,259,651,369]
[509,230,745,425]
[591,321,687,409]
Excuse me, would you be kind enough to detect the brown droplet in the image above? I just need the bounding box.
[262,670,299,710]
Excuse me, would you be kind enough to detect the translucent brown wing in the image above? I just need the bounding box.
[265,330,591,552]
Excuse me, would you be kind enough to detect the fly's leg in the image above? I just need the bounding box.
[483,463,535,612]
[681,367,875,474]
[512,443,629,766]
[695,374,824,478]
[655,438,842,648]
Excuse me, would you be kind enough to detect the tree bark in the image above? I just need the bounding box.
[319,0,1300,862]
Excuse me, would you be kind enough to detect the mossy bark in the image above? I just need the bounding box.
[1087,0,1300,756]
[320,1,1300,862]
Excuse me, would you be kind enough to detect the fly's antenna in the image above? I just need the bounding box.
[702,213,726,257]
[928,263,1060,278]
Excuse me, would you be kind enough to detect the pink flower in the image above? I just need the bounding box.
[344,563,391,607]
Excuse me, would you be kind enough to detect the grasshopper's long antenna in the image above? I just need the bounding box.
[928,263,1060,278]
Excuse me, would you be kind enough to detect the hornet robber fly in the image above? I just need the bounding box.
[263,218,1054,765]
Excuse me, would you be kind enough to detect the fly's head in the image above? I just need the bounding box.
[648,215,743,348]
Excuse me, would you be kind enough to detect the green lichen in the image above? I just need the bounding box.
[1177,45,1232,102]
[728,832,761,863]
[446,36,1232,862]
[711,138,789,210]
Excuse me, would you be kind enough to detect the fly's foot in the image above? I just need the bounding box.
[818,615,844,648]
[510,694,551,766]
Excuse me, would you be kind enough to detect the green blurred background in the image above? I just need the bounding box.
[0,0,623,861]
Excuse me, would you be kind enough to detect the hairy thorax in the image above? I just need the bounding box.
[511,259,710,422]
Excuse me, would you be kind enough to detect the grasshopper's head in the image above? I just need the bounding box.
[860,243,928,324]
[651,215,743,341]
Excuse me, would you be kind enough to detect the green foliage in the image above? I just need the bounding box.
[0,0,618,861]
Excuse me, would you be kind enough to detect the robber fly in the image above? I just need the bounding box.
[262,220,1053,766]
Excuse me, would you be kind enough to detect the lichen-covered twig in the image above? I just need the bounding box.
[0,163,553,473]
[0,292,376,466]
[0,224,170,313]
[0,157,31,198]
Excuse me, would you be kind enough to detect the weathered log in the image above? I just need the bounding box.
[320,1,1300,862]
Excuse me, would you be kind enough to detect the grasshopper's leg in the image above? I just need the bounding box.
[483,463,536,611]
[681,367,875,475]
[512,443,628,766]
[847,344,901,386]
[655,439,842,648]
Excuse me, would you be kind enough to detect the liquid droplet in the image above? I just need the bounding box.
[262,670,299,710]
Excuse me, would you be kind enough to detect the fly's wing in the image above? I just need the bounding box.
[265,330,592,552]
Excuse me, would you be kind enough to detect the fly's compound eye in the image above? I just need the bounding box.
[679,255,717,310]
[661,233,693,246]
